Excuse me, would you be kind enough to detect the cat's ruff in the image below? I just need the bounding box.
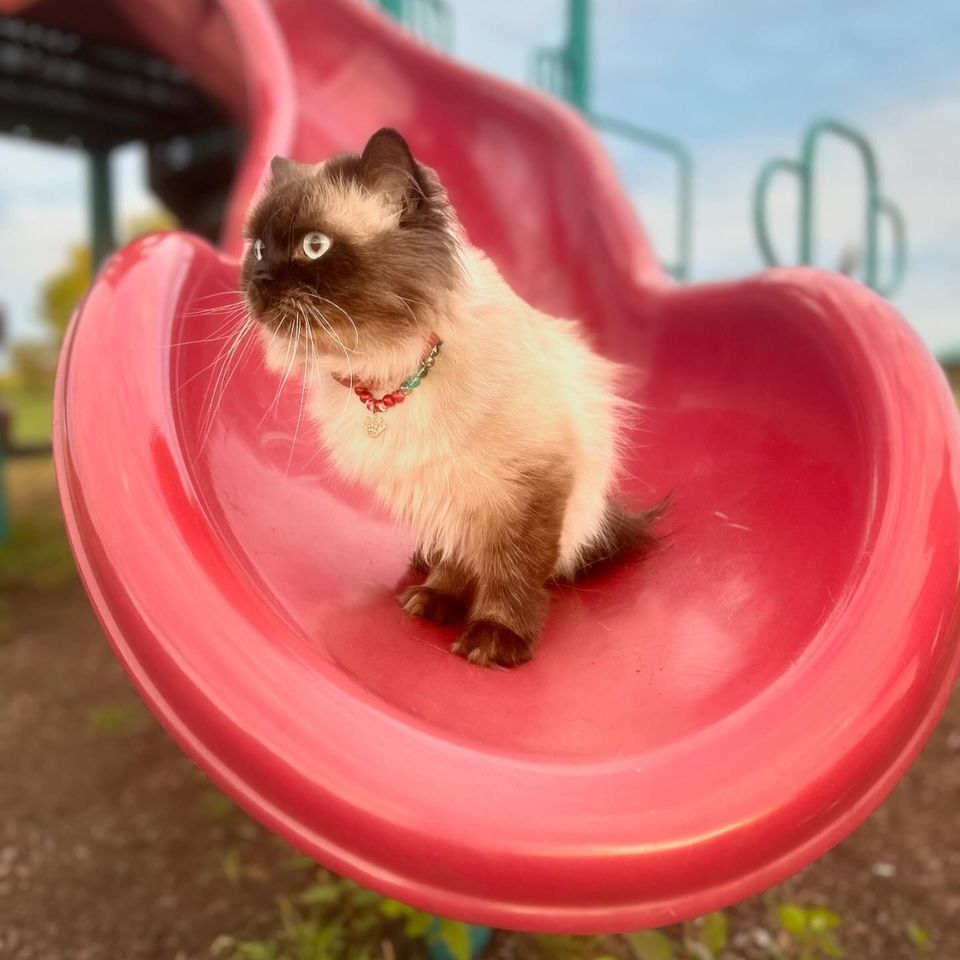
[53,0,960,936]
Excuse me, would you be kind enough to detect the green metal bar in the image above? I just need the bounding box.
[566,0,590,111]
[874,196,908,297]
[531,47,571,101]
[801,118,880,285]
[377,0,453,51]
[592,113,694,281]
[752,157,806,268]
[378,0,404,17]
[89,149,115,270]
[753,117,907,295]
[531,0,590,108]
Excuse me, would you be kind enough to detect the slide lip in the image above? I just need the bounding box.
[54,232,960,932]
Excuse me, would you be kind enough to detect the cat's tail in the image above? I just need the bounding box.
[567,494,670,582]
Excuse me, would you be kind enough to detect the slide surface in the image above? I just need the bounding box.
[53,0,960,931]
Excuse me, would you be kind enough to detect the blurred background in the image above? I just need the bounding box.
[0,1,957,958]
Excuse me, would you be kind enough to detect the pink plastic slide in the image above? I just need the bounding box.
[52,0,960,933]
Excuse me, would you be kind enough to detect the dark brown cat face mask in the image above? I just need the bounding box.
[240,128,459,360]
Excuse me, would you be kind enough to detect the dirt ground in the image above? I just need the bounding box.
[1,578,958,959]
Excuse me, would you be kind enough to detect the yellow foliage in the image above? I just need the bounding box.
[36,208,177,347]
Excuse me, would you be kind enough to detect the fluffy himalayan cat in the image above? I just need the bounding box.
[240,128,660,668]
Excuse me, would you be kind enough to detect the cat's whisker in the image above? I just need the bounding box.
[164,329,242,349]
[187,289,244,304]
[182,298,246,314]
[396,297,418,325]
[175,314,252,394]
[284,306,313,478]
[262,313,302,427]
[301,304,356,418]
[307,303,355,360]
[179,308,247,326]
[196,315,256,449]
[260,329,294,427]
[304,292,360,350]
[169,305,249,353]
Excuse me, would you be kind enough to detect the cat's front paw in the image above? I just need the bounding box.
[453,620,534,669]
[399,585,468,625]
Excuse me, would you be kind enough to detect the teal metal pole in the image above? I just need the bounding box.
[567,0,590,111]
[378,0,404,18]
[89,150,116,270]
[800,119,879,286]
[753,118,907,295]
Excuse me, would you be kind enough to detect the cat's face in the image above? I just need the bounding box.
[240,129,459,365]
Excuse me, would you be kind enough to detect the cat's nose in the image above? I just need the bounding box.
[251,265,274,286]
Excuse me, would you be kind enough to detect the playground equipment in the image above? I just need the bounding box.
[375,0,694,282]
[754,118,908,296]
[378,0,452,51]
[14,0,959,934]
[530,0,693,281]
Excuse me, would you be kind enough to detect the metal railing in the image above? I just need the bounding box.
[591,113,694,282]
[532,23,694,281]
[753,118,908,296]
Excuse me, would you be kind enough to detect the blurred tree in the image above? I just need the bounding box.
[5,207,177,390]
[8,341,58,391]
[123,207,177,241]
[39,245,91,347]
[38,208,177,348]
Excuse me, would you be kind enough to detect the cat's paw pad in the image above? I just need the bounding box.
[399,585,467,625]
[453,620,534,669]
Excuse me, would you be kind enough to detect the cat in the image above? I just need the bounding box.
[240,128,661,668]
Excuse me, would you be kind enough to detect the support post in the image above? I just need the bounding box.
[89,150,116,270]
[567,0,591,111]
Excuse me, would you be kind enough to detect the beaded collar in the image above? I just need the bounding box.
[332,334,442,438]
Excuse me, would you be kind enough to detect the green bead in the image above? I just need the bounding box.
[407,376,421,389]
[417,365,429,378]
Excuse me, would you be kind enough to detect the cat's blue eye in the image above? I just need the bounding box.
[253,239,265,261]
[303,231,331,260]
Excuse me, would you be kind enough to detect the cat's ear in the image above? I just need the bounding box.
[269,155,296,183]
[359,128,425,218]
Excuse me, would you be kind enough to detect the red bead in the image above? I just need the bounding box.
[382,395,395,407]
[366,400,378,411]
[392,392,405,403]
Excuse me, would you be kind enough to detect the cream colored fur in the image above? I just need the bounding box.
[264,247,625,578]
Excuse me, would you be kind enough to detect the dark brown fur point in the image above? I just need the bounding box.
[403,460,572,668]
[409,493,666,667]
[241,128,460,355]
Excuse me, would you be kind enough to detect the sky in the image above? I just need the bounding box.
[1,0,958,357]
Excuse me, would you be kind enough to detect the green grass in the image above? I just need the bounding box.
[0,457,75,592]
[0,382,53,445]
[87,702,151,735]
